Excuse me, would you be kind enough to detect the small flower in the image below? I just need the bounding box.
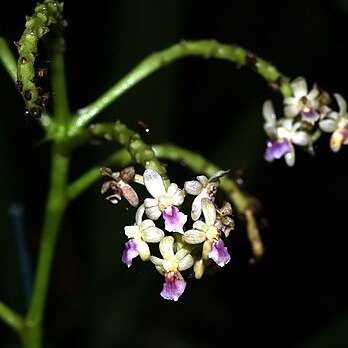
[143,169,187,232]
[263,100,311,166]
[215,201,235,237]
[184,170,229,221]
[100,166,139,207]
[319,93,348,152]
[184,199,231,266]
[150,236,194,301]
[122,204,164,267]
[283,76,320,124]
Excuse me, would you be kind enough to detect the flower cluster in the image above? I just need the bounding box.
[263,76,348,165]
[101,167,234,301]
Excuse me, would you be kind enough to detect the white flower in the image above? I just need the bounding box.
[143,169,187,232]
[184,170,229,221]
[283,76,320,124]
[319,93,348,152]
[122,204,165,266]
[150,236,194,275]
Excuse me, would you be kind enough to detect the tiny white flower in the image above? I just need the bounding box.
[283,76,320,124]
[184,170,229,221]
[319,93,348,152]
[143,170,187,232]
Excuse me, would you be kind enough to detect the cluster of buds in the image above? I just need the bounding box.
[263,76,348,166]
[101,167,234,301]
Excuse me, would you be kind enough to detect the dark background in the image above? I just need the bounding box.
[1,0,348,347]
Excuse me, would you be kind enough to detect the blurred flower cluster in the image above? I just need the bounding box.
[101,167,234,301]
[263,76,348,165]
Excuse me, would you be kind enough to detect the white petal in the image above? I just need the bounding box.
[178,254,194,271]
[168,184,185,205]
[201,199,216,225]
[334,93,347,114]
[175,248,190,260]
[135,204,145,226]
[192,220,208,232]
[184,180,203,195]
[284,149,295,167]
[262,100,277,123]
[124,225,140,239]
[197,175,209,187]
[183,229,206,244]
[143,169,166,198]
[144,198,162,220]
[142,225,164,243]
[191,193,205,221]
[291,76,308,98]
[159,236,175,258]
[284,104,299,118]
[137,241,151,261]
[150,255,163,267]
[319,119,337,133]
[292,131,310,146]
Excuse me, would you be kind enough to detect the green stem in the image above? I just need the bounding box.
[0,36,17,81]
[49,34,70,131]
[90,122,170,187]
[0,301,24,334]
[0,36,53,130]
[23,144,69,348]
[72,39,292,129]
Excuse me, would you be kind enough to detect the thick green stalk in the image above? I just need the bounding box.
[22,145,69,348]
[49,34,70,131]
[72,39,292,129]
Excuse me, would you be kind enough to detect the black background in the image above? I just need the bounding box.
[1,1,348,347]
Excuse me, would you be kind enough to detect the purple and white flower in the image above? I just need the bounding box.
[283,76,320,124]
[150,236,194,301]
[122,204,164,267]
[143,170,187,233]
[183,199,231,267]
[184,170,229,221]
[319,93,348,152]
[263,100,311,166]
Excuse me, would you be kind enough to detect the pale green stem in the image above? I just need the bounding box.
[72,39,292,130]
[0,301,24,335]
[50,35,70,131]
[0,36,17,80]
[22,145,69,348]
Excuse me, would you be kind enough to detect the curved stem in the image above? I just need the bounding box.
[72,39,292,129]
[23,144,69,348]
[0,301,24,334]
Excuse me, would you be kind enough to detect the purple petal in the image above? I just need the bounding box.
[264,138,292,161]
[208,240,231,267]
[121,240,139,268]
[342,129,348,145]
[163,206,187,233]
[301,107,319,125]
[160,272,186,301]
